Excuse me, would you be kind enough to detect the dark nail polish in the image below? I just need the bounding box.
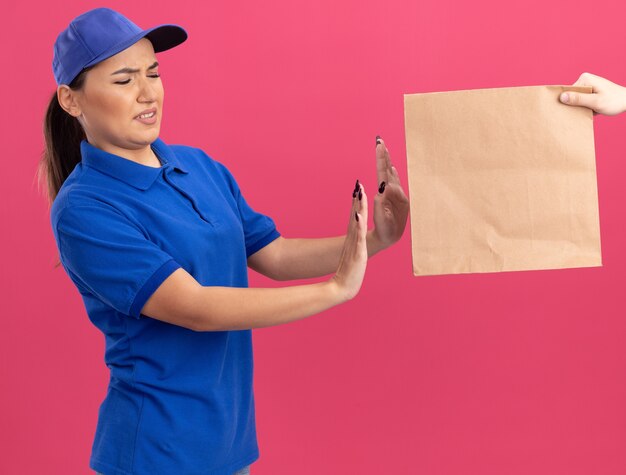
[376,135,381,145]
[378,181,386,194]
[358,189,362,200]
[353,190,357,198]
[355,211,359,222]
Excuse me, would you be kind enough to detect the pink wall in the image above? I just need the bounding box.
[3,0,625,473]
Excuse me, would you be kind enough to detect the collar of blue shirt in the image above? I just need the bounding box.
[80,136,189,190]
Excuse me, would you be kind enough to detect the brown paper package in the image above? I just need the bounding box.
[403,85,601,276]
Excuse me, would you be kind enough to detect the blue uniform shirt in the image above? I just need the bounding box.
[50,136,281,475]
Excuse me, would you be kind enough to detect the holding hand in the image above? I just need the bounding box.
[560,72,626,116]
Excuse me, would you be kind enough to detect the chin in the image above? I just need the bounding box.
[141,127,160,142]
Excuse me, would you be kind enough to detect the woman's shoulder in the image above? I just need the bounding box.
[50,176,128,233]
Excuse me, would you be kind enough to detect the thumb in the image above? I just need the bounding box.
[560,91,598,111]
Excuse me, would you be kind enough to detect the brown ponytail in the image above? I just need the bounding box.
[37,65,93,268]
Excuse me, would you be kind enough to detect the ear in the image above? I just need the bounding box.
[57,85,82,118]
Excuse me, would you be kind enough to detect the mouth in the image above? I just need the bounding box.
[134,107,158,124]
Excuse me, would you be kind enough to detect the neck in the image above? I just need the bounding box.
[86,137,162,168]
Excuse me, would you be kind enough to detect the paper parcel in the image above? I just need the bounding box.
[403,85,601,277]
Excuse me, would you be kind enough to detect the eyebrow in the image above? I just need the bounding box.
[111,61,159,75]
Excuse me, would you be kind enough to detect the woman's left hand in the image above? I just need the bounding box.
[371,136,410,250]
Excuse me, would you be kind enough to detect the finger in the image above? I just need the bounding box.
[572,72,600,90]
[356,184,367,235]
[378,168,402,194]
[386,182,410,208]
[394,167,404,194]
[559,90,599,111]
[358,184,367,223]
[376,136,389,188]
[351,179,361,224]
[572,78,593,89]
[391,165,401,182]
[573,74,590,88]
[381,141,401,187]
[386,163,401,186]
[356,182,366,218]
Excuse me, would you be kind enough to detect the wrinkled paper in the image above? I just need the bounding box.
[403,85,601,276]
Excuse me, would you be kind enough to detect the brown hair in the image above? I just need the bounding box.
[37,65,94,268]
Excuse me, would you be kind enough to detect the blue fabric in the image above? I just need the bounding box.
[50,136,280,475]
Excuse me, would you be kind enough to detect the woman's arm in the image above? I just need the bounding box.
[249,137,409,281]
[141,183,369,331]
[247,231,386,281]
[143,268,347,331]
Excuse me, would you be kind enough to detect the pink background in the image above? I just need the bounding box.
[2,0,625,473]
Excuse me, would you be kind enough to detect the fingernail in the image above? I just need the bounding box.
[560,92,569,103]
[376,135,381,145]
[358,189,362,200]
[353,190,357,198]
[355,211,359,222]
[378,181,386,194]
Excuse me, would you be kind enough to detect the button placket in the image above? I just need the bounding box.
[162,167,215,227]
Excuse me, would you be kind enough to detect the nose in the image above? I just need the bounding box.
[137,75,159,103]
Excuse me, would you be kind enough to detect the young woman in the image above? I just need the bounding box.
[39,7,409,475]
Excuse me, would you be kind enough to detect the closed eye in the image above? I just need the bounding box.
[115,74,161,85]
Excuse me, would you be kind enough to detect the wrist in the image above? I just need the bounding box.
[366,229,387,257]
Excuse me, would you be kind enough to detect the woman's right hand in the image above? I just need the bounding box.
[328,180,369,302]
[560,72,626,116]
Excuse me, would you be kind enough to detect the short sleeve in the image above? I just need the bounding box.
[54,204,182,319]
[214,161,281,257]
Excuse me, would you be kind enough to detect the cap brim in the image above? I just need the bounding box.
[144,24,188,52]
[82,24,187,69]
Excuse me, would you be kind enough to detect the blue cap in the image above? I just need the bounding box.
[52,7,187,86]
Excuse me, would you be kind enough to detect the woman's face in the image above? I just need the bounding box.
[59,38,164,154]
